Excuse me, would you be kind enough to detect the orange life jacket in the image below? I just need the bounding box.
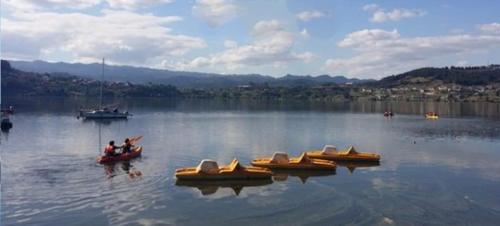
[105,145,115,154]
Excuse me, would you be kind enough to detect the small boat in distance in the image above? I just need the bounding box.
[1,106,14,115]
[384,111,394,117]
[0,99,14,131]
[78,58,131,120]
[425,112,439,119]
[1,115,13,131]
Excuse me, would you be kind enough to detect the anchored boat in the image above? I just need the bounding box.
[251,152,336,170]
[78,59,131,120]
[1,117,13,131]
[306,145,381,162]
[79,108,130,119]
[175,159,272,180]
[1,108,13,132]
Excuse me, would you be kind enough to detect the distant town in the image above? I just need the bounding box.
[351,83,500,102]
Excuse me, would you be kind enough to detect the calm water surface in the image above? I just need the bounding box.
[2,98,500,226]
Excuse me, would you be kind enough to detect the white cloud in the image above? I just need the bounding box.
[296,10,328,22]
[1,9,206,66]
[2,0,101,10]
[338,29,399,49]
[2,0,173,11]
[293,52,315,63]
[224,40,238,48]
[300,28,310,39]
[456,60,468,66]
[106,0,174,10]
[192,0,238,27]
[325,29,500,77]
[362,3,380,12]
[478,22,500,34]
[251,20,283,36]
[363,4,426,23]
[175,20,314,70]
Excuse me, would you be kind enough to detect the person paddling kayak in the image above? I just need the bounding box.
[121,138,134,154]
[104,141,120,157]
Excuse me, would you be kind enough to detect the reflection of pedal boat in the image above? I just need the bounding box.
[336,161,380,173]
[175,159,272,180]
[272,169,335,183]
[251,152,336,170]
[306,145,380,162]
[97,146,142,164]
[175,179,273,196]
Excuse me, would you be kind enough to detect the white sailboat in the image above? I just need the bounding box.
[78,59,131,119]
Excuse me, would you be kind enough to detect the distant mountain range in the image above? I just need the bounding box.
[3,60,499,102]
[8,60,372,88]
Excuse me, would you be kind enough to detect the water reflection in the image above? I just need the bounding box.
[336,161,380,174]
[3,97,500,225]
[5,96,500,118]
[81,118,128,125]
[410,120,500,140]
[103,161,143,179]
[272,169,336,184]
[175,179,274,196]
[1,127,10,143]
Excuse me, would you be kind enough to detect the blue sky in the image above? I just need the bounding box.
[2,0,500,78]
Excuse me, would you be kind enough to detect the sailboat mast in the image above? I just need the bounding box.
[99,58,104,110]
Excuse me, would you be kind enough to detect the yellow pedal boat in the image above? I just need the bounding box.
[251,152,336,170]
[175,159,272,180]
[306,145,381,162]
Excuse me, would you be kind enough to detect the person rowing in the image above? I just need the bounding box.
[104,141,120,157]
[121,138,134,154]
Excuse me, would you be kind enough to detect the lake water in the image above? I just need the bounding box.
[2,98,500,226]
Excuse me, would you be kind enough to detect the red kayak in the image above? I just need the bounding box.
[97,146,143,164]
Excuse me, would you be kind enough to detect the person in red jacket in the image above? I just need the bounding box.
[104,141,120,156]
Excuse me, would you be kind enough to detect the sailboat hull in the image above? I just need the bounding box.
[80,111,130,119]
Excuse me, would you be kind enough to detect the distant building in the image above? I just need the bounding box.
[237,85,252,89]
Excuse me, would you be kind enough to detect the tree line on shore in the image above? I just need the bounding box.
[2,60,500,102]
